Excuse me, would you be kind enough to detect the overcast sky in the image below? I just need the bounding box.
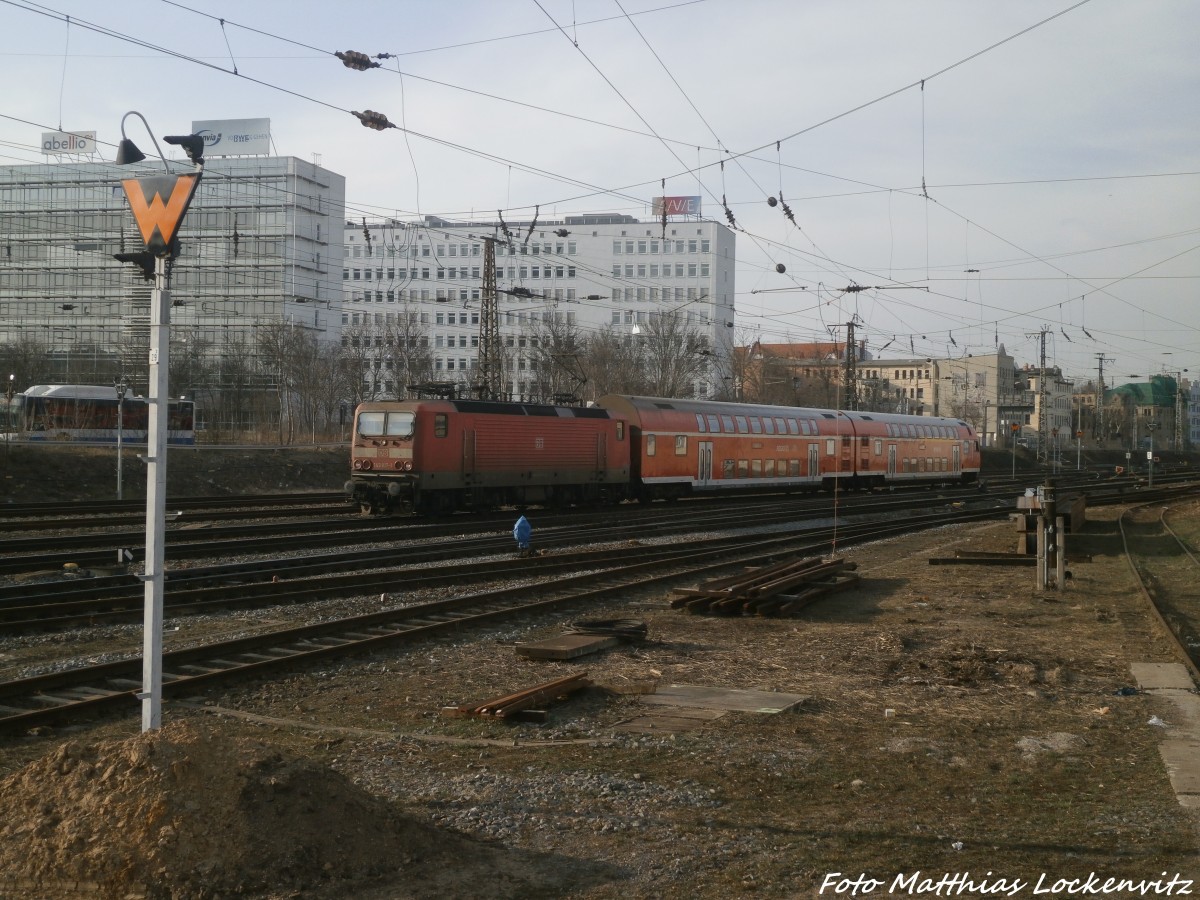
[1,0,1196,386]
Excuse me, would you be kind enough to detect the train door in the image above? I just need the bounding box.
[697,441,713,487]
[808,444,819,483]
[462,427,476,483]
[887,444,897,477]
[952,443,961,475]
[596,432,607,476]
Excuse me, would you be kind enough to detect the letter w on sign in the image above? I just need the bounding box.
[121,173,200,256]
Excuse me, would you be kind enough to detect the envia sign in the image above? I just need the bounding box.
[190,118,271,157]
[41,130,97,155]
[652,196,702,217]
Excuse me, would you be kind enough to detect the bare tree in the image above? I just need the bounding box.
[524,313,588,403]
[381,304,434,397]
[639,311,712,399]
[577,326,648,401]
[255,321,315,444]
[0,335,51,390]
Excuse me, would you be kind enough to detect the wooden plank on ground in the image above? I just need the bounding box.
[516,634,620,660]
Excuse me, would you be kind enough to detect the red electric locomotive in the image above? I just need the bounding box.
[597,395,980,500]
[345,398,631,515]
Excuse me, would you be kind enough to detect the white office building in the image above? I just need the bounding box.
[342,214,736,401]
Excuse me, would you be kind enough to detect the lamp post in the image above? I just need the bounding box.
[115,111,204,733]
[115,376,127,500]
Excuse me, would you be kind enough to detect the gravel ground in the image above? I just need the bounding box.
[1,496,1198,899]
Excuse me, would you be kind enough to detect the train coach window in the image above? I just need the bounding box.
[675,435,688,455]
[788,419,799,435]
[775,417,787,433]
[720,415,734,432]
[723,459,735,478]
[707,414,720,432]
[734,416,748,434]
[434,414,448,438]
[789,459,800,476]
[874,439,883,456]
[860,436,869,448]
[765,459,776,476]
[800,420,810,435]
[751,459,762,476]
[357,411,386,436]
[385,411,415,438]
[646,434,656,456]
[826,439,836,456]
[616,421,625,440]
[750,418,762,434]
[762,418,775,435]
[696,414,707,433]
[737,459,749,477]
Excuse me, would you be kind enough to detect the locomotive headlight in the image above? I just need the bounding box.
[404,461,413,471]
[353,459,363,470]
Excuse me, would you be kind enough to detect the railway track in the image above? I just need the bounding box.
[3,481,1200,734]
[0,492,346,521]
[1118,499,1200,683]
[0,487,1000,576]
[0,510,1013,734]
[0,499,1004,631]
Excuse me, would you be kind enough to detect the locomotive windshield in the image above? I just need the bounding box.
[385,411,414,437]
[357,411,386,437]
[357,410,415,439]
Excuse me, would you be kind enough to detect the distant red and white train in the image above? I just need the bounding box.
[345,394,980,515]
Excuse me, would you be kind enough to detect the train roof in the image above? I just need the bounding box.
[597,395,972,429]
[20,384,127,400]
[357,398,615,419]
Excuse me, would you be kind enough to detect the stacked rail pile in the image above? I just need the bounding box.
[669,556,859,617]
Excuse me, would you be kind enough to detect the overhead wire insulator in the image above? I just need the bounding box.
[336,50,380,70]
[779,194,797,226]
[721,194,737,229]
[352,110,396,130]
[524,205,539,246]
[554,229,570,238]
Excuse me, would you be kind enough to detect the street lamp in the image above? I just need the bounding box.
[115,111,204,733]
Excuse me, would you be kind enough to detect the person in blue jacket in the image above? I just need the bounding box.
[513,515,532,556]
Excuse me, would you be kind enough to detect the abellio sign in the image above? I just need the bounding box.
[41,130,97,155]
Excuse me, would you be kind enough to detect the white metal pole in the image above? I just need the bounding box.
[116,384,124,500]
[141,254,170,732]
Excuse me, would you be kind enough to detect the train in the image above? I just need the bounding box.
[3,384,197,446]
[345,394,981,515]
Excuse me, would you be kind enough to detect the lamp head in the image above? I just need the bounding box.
[164,134,205,164]
[115,139,146,165]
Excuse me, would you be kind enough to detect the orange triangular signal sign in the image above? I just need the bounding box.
[121,172,201,257]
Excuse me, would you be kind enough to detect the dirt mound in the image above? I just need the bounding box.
[0,720,444,899]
